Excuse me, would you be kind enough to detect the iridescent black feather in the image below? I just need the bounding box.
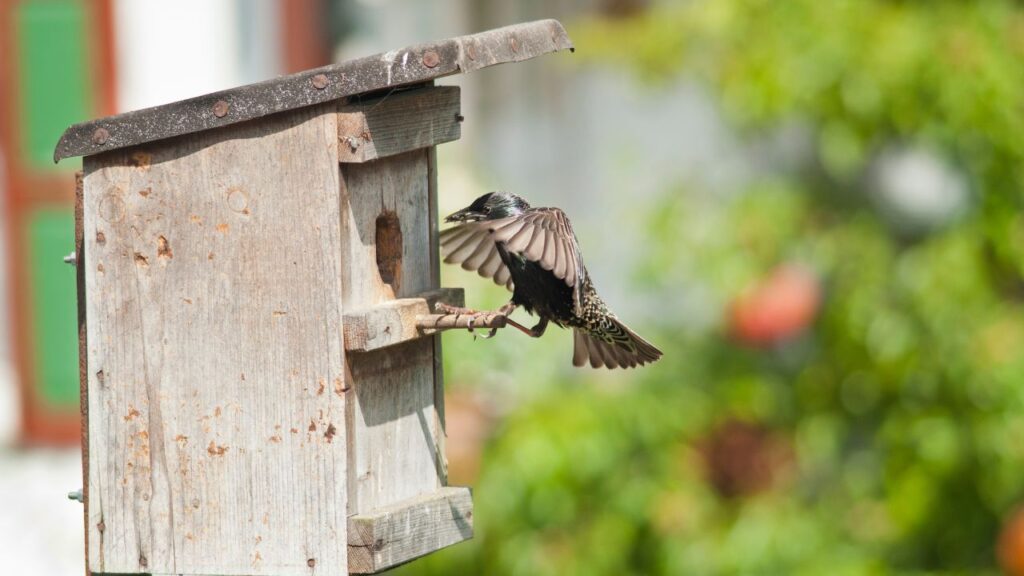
[440,191,662,369]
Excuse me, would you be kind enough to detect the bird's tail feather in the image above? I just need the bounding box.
[572,319,662,369]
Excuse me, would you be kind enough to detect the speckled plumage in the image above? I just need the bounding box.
[440,191,662,369]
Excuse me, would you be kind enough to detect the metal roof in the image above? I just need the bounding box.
[54,19,573,162]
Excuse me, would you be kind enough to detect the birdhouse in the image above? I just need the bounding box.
[55,20,573,576]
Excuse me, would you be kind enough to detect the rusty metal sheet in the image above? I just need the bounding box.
[54,19,573,162]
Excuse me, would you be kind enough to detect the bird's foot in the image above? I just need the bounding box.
[433,302,500,339]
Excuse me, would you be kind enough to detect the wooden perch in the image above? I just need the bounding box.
[343,288,464,352]
[343,288,516,352]
[415,312,508,334]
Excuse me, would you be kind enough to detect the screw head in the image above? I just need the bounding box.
[465,43,477,61]
[509,35,518,53]
[92,128,110,145]
[212,100,229,118]
[67,489,83,502]
[312,73,329,89]
[422,50,440,68]
[63,252,77,266]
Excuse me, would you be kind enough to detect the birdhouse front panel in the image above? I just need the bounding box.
[81,104,348,576]
[338,102,445,517]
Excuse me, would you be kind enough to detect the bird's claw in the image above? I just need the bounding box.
[433,302,504,340]
[466,313,500,340]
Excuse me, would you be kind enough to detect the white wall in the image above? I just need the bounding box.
[113,0,280,111]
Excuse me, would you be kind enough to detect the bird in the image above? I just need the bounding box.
[439,191,662,369]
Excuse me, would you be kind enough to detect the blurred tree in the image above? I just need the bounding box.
[398,0,1024,574]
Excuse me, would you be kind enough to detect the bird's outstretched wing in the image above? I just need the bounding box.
[440,208,585,310]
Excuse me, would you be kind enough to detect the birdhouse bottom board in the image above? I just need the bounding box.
[78,87,471,576]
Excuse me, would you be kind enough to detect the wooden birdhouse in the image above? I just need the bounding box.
[55,20,573,576]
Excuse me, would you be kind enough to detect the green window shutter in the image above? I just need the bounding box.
[28,208,78,407]
[17,0,92,168]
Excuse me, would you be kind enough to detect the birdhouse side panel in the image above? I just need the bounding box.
[339,150,443,516]
[83,105,348,576]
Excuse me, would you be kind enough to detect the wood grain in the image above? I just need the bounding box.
[343,288,464,352]
[82,105,347,576]
[337,86,461,163]
[427,145,448,486]
[340,149,445,520]
[347,487,473,574]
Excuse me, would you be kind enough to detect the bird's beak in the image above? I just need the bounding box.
[444,208,485,223]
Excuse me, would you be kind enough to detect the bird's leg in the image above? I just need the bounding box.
[432,300,541,340]
[528,317,549,338]
[474,302,519,339]
[478,301,549,338]
[501,316,548,338]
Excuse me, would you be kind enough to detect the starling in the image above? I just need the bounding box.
[440,191,662,369]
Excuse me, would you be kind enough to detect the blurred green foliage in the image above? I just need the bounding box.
[397,1,1024,574]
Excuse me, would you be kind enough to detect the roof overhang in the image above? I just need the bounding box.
[54,19,573,162]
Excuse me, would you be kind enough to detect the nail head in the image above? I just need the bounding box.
[312,74,329,89]
[422,50,440,68]
[92,128,110,145]
[213,100,229,118]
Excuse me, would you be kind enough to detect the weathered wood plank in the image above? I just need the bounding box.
[427,145,448,486]
[347,487,473,574]
[74,170,91,572]
[338,86,461,163]
[343,288,464,352]
[83,104,347,575]
[340,149,444,516]
[56,20,571,161]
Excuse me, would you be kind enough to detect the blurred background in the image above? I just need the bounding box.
[3,0,1024,574]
